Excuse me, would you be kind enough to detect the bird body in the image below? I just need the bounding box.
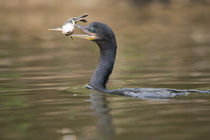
[50,15,210,98]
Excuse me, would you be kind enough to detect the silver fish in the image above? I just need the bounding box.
[48,14,88,37]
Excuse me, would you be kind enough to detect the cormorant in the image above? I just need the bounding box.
[68,22,210,98]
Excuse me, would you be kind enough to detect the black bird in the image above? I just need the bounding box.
[69,22,210,98]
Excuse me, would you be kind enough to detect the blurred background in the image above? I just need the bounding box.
[1,0,210,140]
[1,0,210,89]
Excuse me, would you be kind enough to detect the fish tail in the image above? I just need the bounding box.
[74,14,88,23]
[78,14,88,19]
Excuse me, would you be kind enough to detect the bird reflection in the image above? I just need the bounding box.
[89,91,115,140]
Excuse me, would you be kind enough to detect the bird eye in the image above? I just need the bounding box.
[89,27,95,33]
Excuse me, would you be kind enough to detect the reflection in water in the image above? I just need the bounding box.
[57,128,76,140]
[89,92,115,140]
[63,135,76,140]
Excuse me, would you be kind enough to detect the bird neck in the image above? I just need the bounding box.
[89,40,117,91]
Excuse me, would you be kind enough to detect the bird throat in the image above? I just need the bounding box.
[89,40,117,91]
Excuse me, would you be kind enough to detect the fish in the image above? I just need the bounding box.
[48,14,88,39]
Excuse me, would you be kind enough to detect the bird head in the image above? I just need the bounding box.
[71,22,115,43]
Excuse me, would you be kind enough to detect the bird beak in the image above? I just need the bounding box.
[70,24,97,40]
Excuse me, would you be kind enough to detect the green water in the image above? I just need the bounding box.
[1,1,210,140]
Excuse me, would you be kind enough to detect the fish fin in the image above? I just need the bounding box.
[64,18,73,24]
[48,28,62,31]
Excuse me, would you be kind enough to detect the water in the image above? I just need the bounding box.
[1,1,210,139]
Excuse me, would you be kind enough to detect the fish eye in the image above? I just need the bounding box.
[89,27,95,33]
